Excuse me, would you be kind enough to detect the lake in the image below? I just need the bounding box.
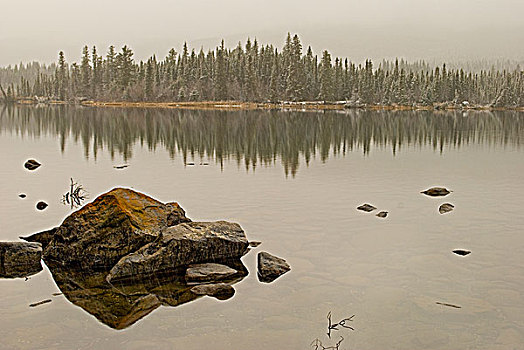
[0,105,523,350]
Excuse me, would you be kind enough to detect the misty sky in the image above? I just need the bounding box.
[1,0,523,66]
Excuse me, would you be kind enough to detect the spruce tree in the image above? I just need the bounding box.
[80,45,91,97]
[319,50,334,101]
[55,51,68,100]
[285,34,305,101]
[116,45,134,95]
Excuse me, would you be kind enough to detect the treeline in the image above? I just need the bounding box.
[1,34,523,107]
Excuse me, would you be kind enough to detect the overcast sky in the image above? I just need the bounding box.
[1,0,523,66]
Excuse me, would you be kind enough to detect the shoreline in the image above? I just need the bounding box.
[6,99,524,112]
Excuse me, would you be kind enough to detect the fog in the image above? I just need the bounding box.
[1,0,523,66]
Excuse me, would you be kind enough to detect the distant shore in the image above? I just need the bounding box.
[6,99,524,112]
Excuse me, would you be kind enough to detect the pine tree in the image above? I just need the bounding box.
[319,50,334,101]
[80,45,91,97]
[91,46,102,98]
[269,49,281,102]
[145,59,154,101]
[105,45,117,92]
[215,40,228,100]
[116,45,134,95]
[285,34,305,101]
[55,51,68,100]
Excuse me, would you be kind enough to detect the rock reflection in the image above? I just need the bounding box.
[46,259,247,330]
[1,105,522,176]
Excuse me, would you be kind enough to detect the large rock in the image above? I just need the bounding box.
[0,242,42,278]
[107,221,249,282]
[257,251,290,283]
[23,188,190,268]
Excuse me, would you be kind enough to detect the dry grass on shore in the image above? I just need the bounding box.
[6,98,524,112]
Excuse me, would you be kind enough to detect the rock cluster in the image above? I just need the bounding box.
[4,187,291,329]
[24,188,249,281]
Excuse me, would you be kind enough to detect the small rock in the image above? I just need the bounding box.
[36,201,48,210]
[185,263,238,283]
[439,203,455,214]
[421,187,451,197]
[113,164,129,169]
[186,162,195,166]
[257,251,290,283]
[24,159,41,170]
[199,163,209,166]
[357,204,377,212]
[452,249,471,256]
[29,299,52,307]
[249,241,262,247]
[190,283,235,300]
[376,211,388,218]
[19,194,27,198]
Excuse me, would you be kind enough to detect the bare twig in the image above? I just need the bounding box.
[61,178,88,209]
[328,311,355,338]
[311,337,344,350]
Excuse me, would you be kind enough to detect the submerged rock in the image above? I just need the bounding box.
[185,263,239,283]
[24,188,191,268]
[421,187,451,197]
[257,251,290,283]
[357,204,377,212]
[0,242,42,278]
[439,203,455,214]
[452,249,471,256]
[24,159,41,170]
[36,201,48,210]
[436,301,461,309]
[190,283,235,300]
[107,221,248,282]
[376,211,388,218]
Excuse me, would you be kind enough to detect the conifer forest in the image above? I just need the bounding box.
[1,34,523,108]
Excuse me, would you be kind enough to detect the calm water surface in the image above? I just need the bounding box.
[0,106,523,350]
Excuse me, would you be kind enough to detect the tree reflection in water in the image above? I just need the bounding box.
[1,105,522,177]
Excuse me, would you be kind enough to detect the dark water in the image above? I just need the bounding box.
[0,106,523,349]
